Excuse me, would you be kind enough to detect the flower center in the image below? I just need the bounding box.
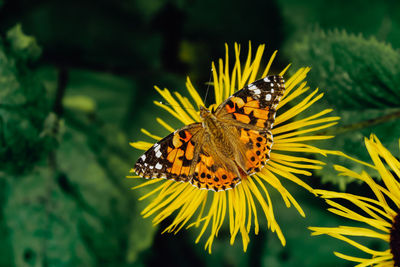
[390,212,400,266]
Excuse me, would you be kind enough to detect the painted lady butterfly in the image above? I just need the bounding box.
[135,75,285,191]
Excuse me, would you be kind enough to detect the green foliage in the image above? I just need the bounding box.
[1,1,400,266]
[0,24,52,174]
[277,0,400,48]
[6,24,42,62]
[286,29,400,188]
[289,29,400,109]
[3,126,155,266]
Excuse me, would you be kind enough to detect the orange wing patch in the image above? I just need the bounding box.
[134,126,202,182]
[190,149,241,191]
[217,75,285,130]
[238,128,273,175]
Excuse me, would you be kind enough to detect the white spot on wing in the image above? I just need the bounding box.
[154,143,160,151]
[140,155,146,160]
[264,77,270,82]
[265,94,272,101]
[270,83,274,86]
[248,85,257,91]
[155,151,162,158]
[253,89,261,95]
[155,163,162,170]
[271,89,274,93]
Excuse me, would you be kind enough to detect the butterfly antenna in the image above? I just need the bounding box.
[202,68,213,107]
[158,101,197,111]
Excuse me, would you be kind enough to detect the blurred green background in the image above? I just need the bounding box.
[1,0,400,266]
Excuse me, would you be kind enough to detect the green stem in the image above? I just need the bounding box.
[321,109,400,135]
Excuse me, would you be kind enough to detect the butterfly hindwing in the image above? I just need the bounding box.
[134,124,203,182]
[237,127,274,175]
[190,145,242,191]
[216,75,285,129]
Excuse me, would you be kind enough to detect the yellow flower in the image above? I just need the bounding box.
[129,42,339,253]
[310,135,400,266]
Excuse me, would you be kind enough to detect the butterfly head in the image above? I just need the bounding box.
[199,106,211,119]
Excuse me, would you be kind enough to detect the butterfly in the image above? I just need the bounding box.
[134,75,285,191]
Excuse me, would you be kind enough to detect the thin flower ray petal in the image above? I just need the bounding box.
[258,170,306,217]
[153,101,188,125]
[272,158,323,170]
[156,117,175,132]
[251,176,286,244]
[255,173,291,208]
[185,76,205,107]
[365,137,400,201]
[174,91,200,122]
[276,90,323,126]
[153,184,198,225]
[333,252,392,266]
[279,64,292,77]
[334,164,395,216]
[277,82,309,110]
[130,141,152,150]
[154,86,195,124]
[328,233,389,256]
[168,191,206,233]
[248,44,266,84]
[279,67,310,101]
[272,142,329,156]
[324,200,392,232]
[309,226,389,241]
[273,122,338,141]
[270,152,326,165]
[314,190,395,221]
[140,128,162,141]
[273,114,340,135]
[260,50,277,78]
[267,160,313,176]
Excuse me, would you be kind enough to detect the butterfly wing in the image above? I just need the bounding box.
[188,128,274,192]
[134,124,203,182]
[215,75,285,129]
[135,75,285,191]
[190,142,243,191]
[214,75,285,176]
[237,128,274,175]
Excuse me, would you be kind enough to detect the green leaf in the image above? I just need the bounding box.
[3,125,156,266]
[287,29,400,109]
[6,24,42,62]
[0,26,52,174]
[64,69,136,124]
[0,178,14,267]
[4,166,94,267]
[60,69,159,264]
[286,29,400,187]
[277,0,400,48]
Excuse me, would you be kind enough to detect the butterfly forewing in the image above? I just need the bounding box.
[134,124,203,182]
[215,75,285,129]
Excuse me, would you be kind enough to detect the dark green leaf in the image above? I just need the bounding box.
[287,29,400,109]
[6,24,42,62]
[0,26,52,174]
[286,29,400,187]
